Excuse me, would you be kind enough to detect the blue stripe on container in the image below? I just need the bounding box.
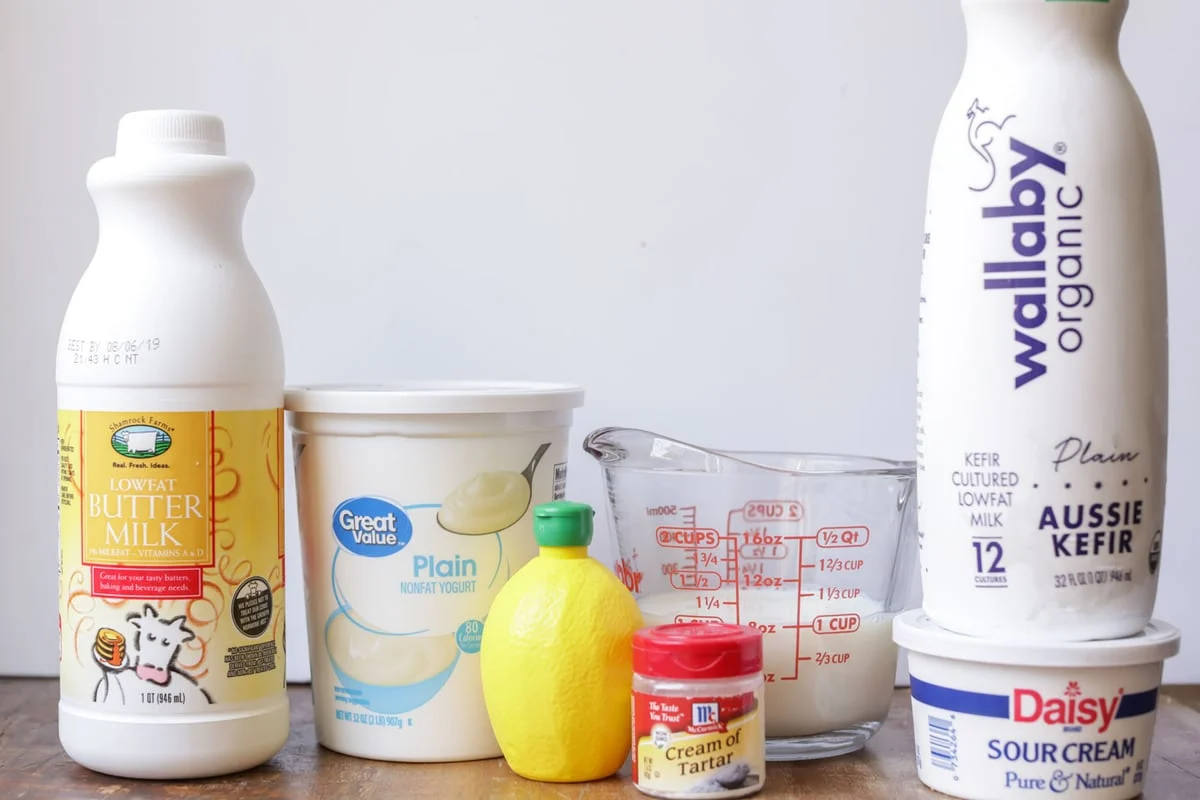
[1116,687,1158,719]
[912,678,1159,722]
[910,676,1011,719]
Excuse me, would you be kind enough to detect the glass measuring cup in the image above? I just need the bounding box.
[584,427,918,761]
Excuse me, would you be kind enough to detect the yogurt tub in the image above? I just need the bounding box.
[285,381,584,762]
[893,610,1181,800]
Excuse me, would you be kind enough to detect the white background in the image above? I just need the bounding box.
[1,0,1196,684]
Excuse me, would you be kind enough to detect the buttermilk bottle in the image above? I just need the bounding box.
[56,110,288,777]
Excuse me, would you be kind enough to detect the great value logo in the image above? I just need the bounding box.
[332,496,413,557]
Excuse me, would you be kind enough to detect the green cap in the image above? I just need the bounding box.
[533,501,595,547]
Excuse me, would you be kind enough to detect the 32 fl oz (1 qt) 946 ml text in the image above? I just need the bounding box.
[1053,569,1133,590]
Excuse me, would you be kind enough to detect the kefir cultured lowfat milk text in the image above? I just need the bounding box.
[916,0,1168,640]
[893,611,1181,800]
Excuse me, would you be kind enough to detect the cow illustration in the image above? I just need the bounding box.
[124,429,159,455]
[92,605,213,706]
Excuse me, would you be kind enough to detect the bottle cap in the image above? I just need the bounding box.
[533,501,594,547]
[115,110,227,156]
[633,623,763,680]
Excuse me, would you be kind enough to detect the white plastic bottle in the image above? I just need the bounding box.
[55,110,289,778]
[916,0,1167,641]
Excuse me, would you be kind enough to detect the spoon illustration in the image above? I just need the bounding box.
[437,442,552,536]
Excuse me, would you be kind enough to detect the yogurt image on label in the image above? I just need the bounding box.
[438,472,531,535]
[893,611,1180,800]
[437,443,549,535]
[325,618,459,686]
[324,612,461,716]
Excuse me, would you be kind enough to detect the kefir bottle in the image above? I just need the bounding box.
[916,0,1167,641]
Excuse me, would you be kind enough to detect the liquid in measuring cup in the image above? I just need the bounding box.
[585,427,918,762]
[635,510,898,747]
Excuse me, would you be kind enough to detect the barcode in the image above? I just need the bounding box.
[928,715,958,771]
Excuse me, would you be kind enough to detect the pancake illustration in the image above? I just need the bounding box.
[94,628,126,667]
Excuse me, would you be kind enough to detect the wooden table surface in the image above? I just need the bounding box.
[2,680,1198,799]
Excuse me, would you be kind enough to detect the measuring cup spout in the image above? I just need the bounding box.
[584,426,680,467]
[581,427,630,464]
[582,427,725,472]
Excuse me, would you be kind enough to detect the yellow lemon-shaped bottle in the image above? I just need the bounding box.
[481,500,644,782]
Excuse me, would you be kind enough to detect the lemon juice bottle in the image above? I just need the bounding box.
[480,501,644,782]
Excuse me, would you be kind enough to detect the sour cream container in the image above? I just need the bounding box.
[285,381,583,761]
[893,611,1180,800]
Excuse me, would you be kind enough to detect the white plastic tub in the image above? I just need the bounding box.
[893,610,1180,800]
[285,381,583,762]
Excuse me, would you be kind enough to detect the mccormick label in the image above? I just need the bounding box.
[632,686,765,799]
[909,674,1159,798]
[57,409,286,712]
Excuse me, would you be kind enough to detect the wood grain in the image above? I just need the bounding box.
[1,680,1197,799]
[1165,684,1200,714]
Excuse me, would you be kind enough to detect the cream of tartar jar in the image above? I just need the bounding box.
[631,623,766,800]
[893,610,1181,800]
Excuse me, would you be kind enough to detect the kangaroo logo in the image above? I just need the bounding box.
[966,99,1016,192]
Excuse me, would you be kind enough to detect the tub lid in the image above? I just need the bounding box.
[284,381,584,415]
[893,610,1181,668]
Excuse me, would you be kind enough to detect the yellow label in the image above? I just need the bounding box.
[82,413,210,567]
[58,409,286,712]
[633,687,766,797]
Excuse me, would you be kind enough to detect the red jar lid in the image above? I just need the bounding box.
[633,623,763,680]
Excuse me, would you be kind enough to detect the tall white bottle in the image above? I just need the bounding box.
[56,111,289,777]
[917,0,1167,641]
